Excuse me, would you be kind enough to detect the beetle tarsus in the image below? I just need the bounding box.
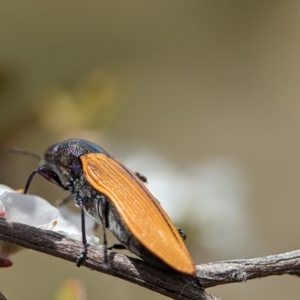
[135,172,147,183]
[177,228,187,240]
[76,244,87,267]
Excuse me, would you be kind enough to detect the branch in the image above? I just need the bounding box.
[0,218,299,300]
[0,218,212,300]
[197,251,300,288]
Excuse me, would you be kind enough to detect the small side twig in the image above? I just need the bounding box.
[197,251,300,288]
[0,218,300,299]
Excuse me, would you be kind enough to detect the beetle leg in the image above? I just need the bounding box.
[177,227,187,240]
[135,172,147,183]
[24,167,68,194]
[99,196,109,264]
[76,195,88,267]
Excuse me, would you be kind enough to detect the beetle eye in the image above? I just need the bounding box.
[72,163,82,177]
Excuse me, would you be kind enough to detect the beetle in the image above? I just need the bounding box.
[23,139,196,275]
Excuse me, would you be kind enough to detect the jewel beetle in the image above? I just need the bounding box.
[23,139,196,275]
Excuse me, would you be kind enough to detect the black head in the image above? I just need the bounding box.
[42,139,111,185]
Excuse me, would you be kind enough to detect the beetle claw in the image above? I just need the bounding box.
[135,172,148,183]
[76,245,87,267]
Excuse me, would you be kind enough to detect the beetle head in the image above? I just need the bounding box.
[42,139,111,184]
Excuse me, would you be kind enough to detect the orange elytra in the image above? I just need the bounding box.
[23,139,196,275]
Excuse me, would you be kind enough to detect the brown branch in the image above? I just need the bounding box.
[197,251,300,288]
[0,218,213,300]
[0,218,300,299]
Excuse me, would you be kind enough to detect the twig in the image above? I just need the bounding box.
[197,251,300,288]
[0,218,299,299]
[0,218,212,300]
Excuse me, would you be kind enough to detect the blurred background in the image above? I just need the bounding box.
[1,1,300,299]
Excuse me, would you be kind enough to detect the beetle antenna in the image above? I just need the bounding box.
[8,148,42,161]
